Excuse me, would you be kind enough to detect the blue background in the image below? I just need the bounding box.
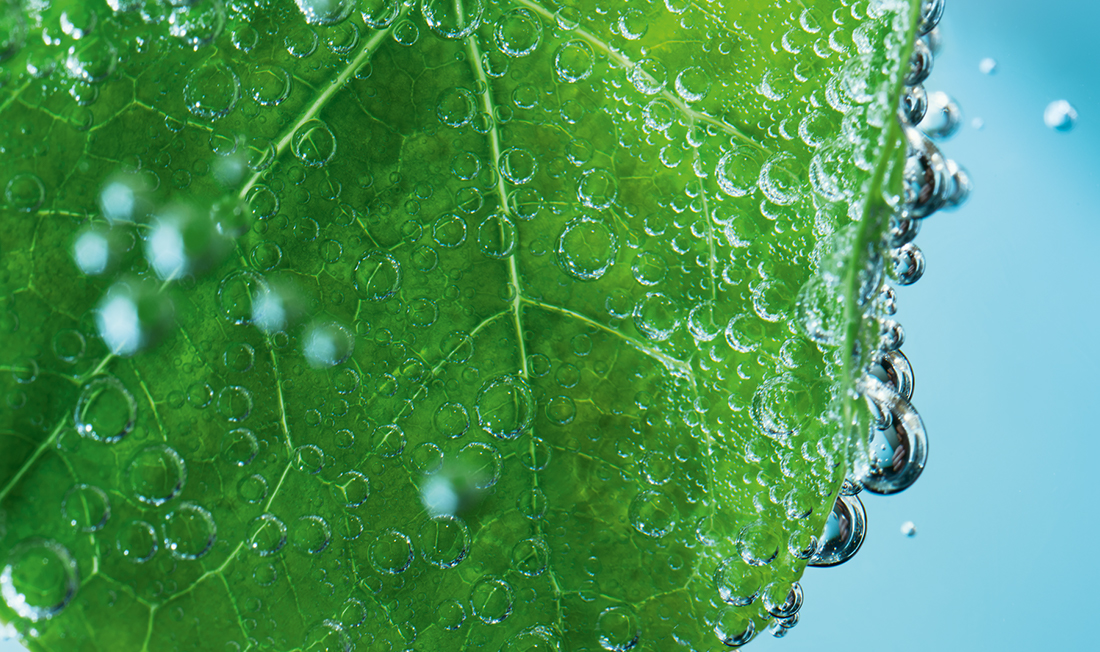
[3,0,1097,650]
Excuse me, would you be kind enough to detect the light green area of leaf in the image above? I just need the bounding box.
[0,0,917,649]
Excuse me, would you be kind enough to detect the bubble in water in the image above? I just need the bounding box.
[221,427,258,467]
[855,375,929,495]
[476,375,534,439]
[555,40,594,82]
[901,521,917,537]
[918,90,961,140]
[238,474,269,505]
[629,490,677,537]
[979,57,997,75]
[360,0,400,27]
[1,539,79,622]
[762,581,803,618]
[737,520,780,566]
[182,61,239,121]
[557,215,618,281]
[495,8,541,57]
[809,494,866,567]
[0,3,27,63]
[116,520,158,564]
[918,0,945,35]
[714,558,762,606]
[713,606,755,647]
[437,86,475,127]
[162,502,216,560]
[596,605,639,651]
[417,514,471,569]
[499,147,537,185]
[332,471,370,508]
[633,292,679,341]
[72,228,111,275]
[758,153,805,205]
[127,444,187,506]
[292,119,336,167]
[674,66,711,102]
[900,84,928,126]
[353,250,401,300]
[438,599,466,631]
[628,58,667,95]
[291,515,332,554]
[303,322,354,367]
[716,147,762,197]
[217,385,253,422]
[4,172,45,212]
[247,514,288,557]
[168,0,226,49]
[470,576,514,624]
[295,0,354,25]
[577,168,618,210]
[904,38,932,86]
[421,0,483,39]
[250,65,291,106]
[74,375,136,443]
[370,529,413,574]
[1044,99,1077,132]
[64,36,118,84]
[891,243,925,286]
[502,625,563,652]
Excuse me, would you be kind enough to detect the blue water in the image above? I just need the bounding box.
[3,1,1096,650]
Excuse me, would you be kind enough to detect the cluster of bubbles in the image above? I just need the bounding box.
[0,0,971,650]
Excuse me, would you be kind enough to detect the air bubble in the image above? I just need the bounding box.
[61,484,110,532]
[737,520,780,566]
[168,0,226,49]
[918,90,961,140]
[714,558,762,606]
[4,172,45,212]
[629,490,677,537]
[499,147,537,185]
[295,0,354,25]
[128,445,187,506]
[74,375,136,443]
[476,375,534,439]
[421,0,482,39]
[183,62,239,121]
[470,576,513,624]
[716,148,762,198]
[495,8,541,57]
[555,40,594,82]
[291,515,332,554]
[221,428,258,467]
[162,502,216,560]
[250,65,291,106]
[418,514,471,569]
[476,213,517,258]
[116,520,158,564]
[979,57,997,75]
[247,514,288,557]
[353,250,401,300]
[557,215,618,281]
[1044,99,1078,132]
[596,605,639,651]
[0,539,79,622]
[809,494,866,567]
[303,322,354,367]
[360,0,400,28]
[891,243,925,285]
[293,119,336,167]
[628,58,667,95]
[713,607,755,647]
[64,36,118,84]
[370,529,413,574]
[674,66,711,102]
[577,168,618,210]
[633,292,679,341]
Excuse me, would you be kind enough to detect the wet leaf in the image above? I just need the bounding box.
[0,0,920,649]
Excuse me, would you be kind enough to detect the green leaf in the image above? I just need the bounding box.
[0,0,921,649]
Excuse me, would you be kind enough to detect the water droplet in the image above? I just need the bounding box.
[596,606,639,651]
[417,514,471,569]
[476,375,534,439]
[295,0,354,25]
[633,292,679,341]
[1044,99,1078,132]
[809,494,866,567]
[555,40,593,82]
[714,558,762,606]
[737,520,780,566]
[629,490,677,537]
[116,520,158,564]
[470,576,513,624]
[0,539,79,622]
[246,514,288,557]
[61,484,110,532]
[628,58,667,95]
[577,168,617,210]
[75,375,136,443]
[292,119,336,167]
[476,213,517,259]
[499,146,537,185]
[353,250,401,301]
[303,322,354,367]
[127,444,187,506]
[217,385,253,422]
[183,61,239,121]
[332,471,370,508]
[291,515,332,554]
[162,502,216,560]
[434,402,470,438]
[421,0,483,39]
[918,90,961,139]
[438,599,467,631]
[360,0,400,27]
[370,529,413,574]
[713,606,756,647]
[675,66,711,102]
[495,8,542,57]
[558,215,618,280]
[168,0,226,49]
[4,172,44,212]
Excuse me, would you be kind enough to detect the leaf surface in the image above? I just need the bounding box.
[0,0,918,649]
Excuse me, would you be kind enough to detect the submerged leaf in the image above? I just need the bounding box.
[0,0,923,649]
